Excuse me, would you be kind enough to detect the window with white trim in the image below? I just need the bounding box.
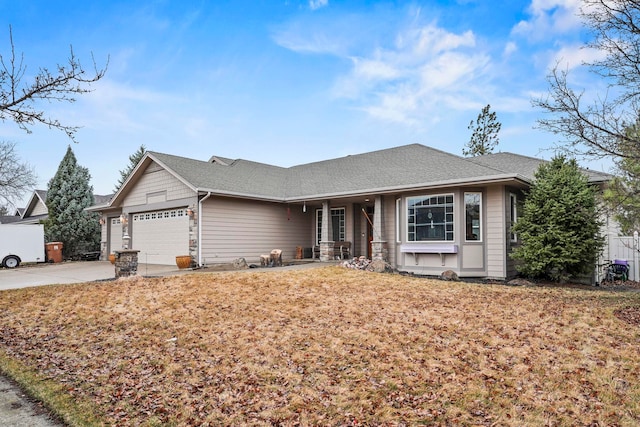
[509,193,518,242]
[464,192,482,242]
[316,207,346,245]
[407,194,454,241]
[396,198,401,243]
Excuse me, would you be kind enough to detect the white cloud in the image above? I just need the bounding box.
[309,0,328,11]
[512,0,582,41]
[549,44,608,71]
[328,22,497,125]
[275,8,538,127]
[271,26,347,55]
[503,41,518,57]
[352,56,400,81]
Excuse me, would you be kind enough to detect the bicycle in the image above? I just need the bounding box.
[600,259,630,284]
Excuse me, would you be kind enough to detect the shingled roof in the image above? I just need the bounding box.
[469,152,612,184]
[107,144,614,207]
[142,144,561,202]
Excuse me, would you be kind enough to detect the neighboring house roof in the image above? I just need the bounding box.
[469,152,613,184]
[0,215,22,224]
[22,189,48,218]
[14,190,114,222]
[107,144,615,208]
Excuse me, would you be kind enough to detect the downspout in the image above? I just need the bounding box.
[198,192,212,267]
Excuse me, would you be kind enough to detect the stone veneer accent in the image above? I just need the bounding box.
[114,250,140,278]
[371,240,388,261]
[319,241,335,262]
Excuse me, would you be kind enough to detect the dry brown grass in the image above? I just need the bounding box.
[0,266,639,426]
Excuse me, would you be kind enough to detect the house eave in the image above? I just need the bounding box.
[283,174,530,203]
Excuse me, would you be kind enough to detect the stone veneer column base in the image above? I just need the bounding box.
[371,241,388,261]
[319,241,335,262]
[114,250,140,278]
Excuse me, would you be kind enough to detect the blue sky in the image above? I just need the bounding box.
[1,0,608,205]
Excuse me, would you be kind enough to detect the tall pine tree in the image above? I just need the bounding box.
[463,104,501,156]
[45,146,100,258]
[114,144,146,192]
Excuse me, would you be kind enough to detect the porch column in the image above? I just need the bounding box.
[320,200,334,261]
[371,196,388,261]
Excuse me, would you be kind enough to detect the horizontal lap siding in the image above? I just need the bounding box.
[486,185,506,278]
[383,196,397,266]
[200,197,312,264]
[123,163,194,206]
[31,201,48,216]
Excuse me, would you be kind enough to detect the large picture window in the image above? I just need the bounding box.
[465,192,482,241]
[407,194,454,241]
[316,207,345,244]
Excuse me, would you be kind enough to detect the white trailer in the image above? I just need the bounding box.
[0,224,46,268]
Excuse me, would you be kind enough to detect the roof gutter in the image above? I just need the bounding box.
[198,191,212,267]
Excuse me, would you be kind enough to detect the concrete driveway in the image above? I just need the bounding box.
[0,260,328,291]
[0,261,182,291]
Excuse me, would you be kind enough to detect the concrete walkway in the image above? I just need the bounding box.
[0,375,63,426]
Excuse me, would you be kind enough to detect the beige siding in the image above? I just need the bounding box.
[200,197,313,264]
[382,195,397,265]
[486,185,506,278]
[123,163,193,206]
[31,201,48,216]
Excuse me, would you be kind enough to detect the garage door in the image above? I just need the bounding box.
[131,208,189,265]
[109,217,122,254]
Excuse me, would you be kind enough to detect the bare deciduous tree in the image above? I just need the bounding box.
[534,0,640,161]
[0,141,36,208]
[0,26,107,142]
[0,26,106,208]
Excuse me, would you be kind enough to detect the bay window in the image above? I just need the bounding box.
[407,194,454,241]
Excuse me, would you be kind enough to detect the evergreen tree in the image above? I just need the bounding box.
[463,104,501,156]
[45,146,100,258]
[603,120,640,234]
[114,144,146,192]
[511,156,604,282]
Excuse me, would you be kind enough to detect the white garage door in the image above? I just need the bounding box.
[109,217,122,254]
[131,208,189,265]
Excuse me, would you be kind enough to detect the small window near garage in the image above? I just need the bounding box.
[510,193,518,242]
[407,194,454,241]
[464,192,482,242]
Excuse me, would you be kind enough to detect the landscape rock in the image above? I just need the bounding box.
[507,278,534,286]
[232,257,248,269]
[440,270,459,281]
[342,257,394,273]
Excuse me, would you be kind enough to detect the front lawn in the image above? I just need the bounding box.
[0,267,639,425]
